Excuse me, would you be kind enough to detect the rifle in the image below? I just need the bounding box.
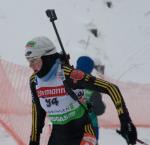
[45,9,70,65]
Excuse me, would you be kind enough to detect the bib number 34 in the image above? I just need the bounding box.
[45,98,59,107]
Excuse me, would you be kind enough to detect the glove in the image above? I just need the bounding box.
[29,133,40,145]
[29,134,40,145]
[118,113,137,145]
[29,141,39,145]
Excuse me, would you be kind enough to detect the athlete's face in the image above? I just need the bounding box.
[28,57,42,73]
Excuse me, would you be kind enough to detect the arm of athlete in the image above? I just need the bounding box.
[29,74,46,145]
[63,65,137,145]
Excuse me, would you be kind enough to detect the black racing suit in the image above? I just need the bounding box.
[29,64,131,145]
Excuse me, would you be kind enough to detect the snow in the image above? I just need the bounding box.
[0,0,150,83]
[100,128,150,145]
[0,126,150,145]
[0,127,17,145]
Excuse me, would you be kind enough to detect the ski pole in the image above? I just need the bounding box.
[137,139,149,145]
[45,9,69,64]
[116,130,149,145]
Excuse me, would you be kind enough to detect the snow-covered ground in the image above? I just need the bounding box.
[0,127,17,145]
[1,0,150,83]
[0,126,150,145]
[100,128,150,145]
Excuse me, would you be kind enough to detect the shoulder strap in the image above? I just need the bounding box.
[63,80,89,112]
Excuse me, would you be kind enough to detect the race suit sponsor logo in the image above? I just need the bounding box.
[48,106,85,125]
[37,85,67,98]
[47,103,74,114]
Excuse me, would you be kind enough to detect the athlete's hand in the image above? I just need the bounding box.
[118,114,137,145]
[29,141,39,145]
